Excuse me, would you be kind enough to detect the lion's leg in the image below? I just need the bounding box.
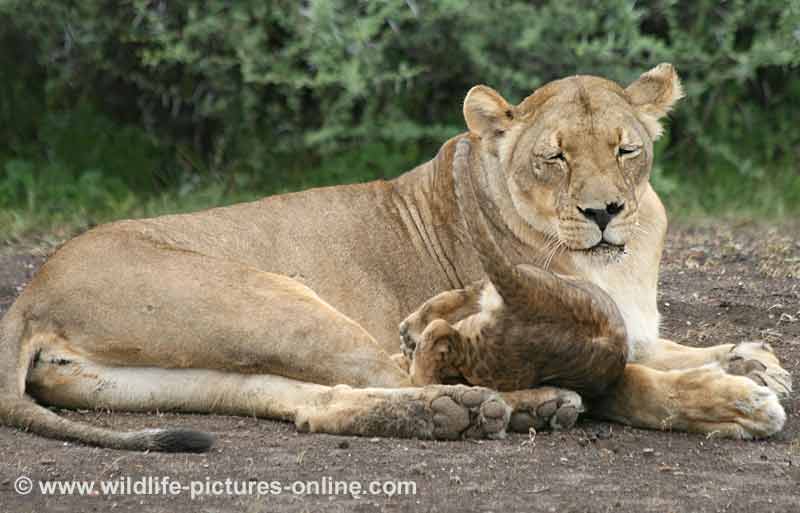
[30,232,409,388]
[27,356,511,440]
[20,233,514,441]
[639,339,734,369]
[590,363,786,439]
[640,339,792,400]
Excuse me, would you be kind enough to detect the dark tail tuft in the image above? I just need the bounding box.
[144,428,216,453]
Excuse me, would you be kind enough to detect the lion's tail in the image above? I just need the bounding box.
[451,137,544,311]
[0,303,213,452]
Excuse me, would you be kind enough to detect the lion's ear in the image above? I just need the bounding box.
[463,86,515,146]
[624,63,684,139]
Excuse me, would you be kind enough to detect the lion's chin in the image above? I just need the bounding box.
[586,240,626,253]
[570,240,627,264]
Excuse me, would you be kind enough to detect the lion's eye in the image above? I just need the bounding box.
[618,146,641,158]
[546,152,566,163]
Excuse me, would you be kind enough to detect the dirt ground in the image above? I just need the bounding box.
[0,222,799,513]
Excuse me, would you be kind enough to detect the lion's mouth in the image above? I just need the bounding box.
[584,240,626,255]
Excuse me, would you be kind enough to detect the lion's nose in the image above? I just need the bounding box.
[578,202,624,231]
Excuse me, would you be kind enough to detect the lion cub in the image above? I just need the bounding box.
[394,138,628,398]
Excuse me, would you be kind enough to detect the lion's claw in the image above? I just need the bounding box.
[722,342,792,401]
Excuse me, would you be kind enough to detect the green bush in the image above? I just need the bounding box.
[1,0,799,239]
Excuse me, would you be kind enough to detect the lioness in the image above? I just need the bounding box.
[0,64,791,452]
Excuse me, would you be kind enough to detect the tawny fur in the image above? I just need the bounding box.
[0,64,791,451]
[400,139,628,398]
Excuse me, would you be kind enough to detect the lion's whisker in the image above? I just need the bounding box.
[544,240,565,270]
[538,237,561,267]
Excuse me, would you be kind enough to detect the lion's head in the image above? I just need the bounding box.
[462,63,683,258]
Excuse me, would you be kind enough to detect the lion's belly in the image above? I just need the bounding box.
[106,182,462,352]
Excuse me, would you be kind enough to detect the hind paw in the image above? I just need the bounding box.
[501,387,584,432]
[300,384,511,440]
[423,385,511,440]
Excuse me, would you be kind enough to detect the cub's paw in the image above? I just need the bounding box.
[421,385,511,440]
[722,342,792,401]
[400,285,480,360]
[390,353,411,374]
[500,387,584,432]
[399,311,426,361]
[408,318,456,386]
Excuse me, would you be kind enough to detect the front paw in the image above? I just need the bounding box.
[674,366,787,439]
[722,342,792,401]
[390,353,411,373]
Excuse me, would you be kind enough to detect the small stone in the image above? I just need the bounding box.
[594,426,613,440]
[337,441,350,449]
[642,448,655,456]
[410,463,427,476]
